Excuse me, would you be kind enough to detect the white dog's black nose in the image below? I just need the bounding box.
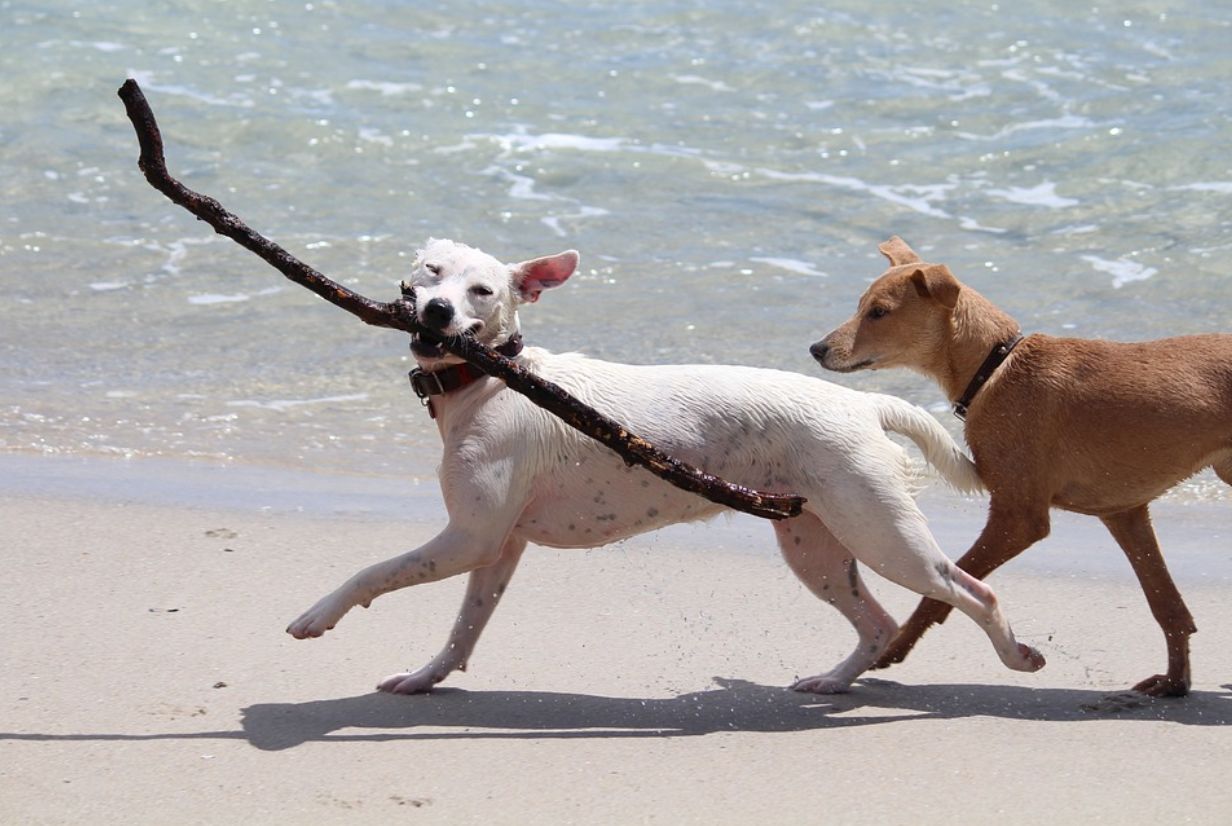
[422,298,455,331]
[809,340,830,362]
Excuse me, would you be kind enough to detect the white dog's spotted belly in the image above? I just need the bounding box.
[513,459,727,548]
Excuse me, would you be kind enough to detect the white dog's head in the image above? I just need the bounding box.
[406,238,578,365]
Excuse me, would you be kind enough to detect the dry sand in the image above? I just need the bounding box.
[3,458,1232,824]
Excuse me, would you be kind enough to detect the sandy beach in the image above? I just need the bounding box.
[2,456,1231,824]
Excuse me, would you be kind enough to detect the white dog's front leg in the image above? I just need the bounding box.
[285,523,507,640]
[378,537,527,694]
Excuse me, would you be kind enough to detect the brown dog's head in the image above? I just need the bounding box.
[810,236,962,375]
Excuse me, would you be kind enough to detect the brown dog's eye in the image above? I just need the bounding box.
[867,306,890,320]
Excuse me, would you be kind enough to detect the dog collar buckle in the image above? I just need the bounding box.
[409,367,445,401]
[408,368,443,419]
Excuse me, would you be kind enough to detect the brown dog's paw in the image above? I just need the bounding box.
[1132,673,1190,698]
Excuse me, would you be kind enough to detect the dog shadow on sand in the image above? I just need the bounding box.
[5,679,1231,751]
[234,677,1232,751]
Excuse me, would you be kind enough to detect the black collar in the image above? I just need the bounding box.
[953,334,1023,421]
[409,334,524,418]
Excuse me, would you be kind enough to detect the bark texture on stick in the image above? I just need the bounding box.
[116,79,806,521]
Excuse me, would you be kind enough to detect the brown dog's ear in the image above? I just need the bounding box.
[910,264,961,310]
[879,236,922,266]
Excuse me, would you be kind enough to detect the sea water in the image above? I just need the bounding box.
[2,0,1230,503]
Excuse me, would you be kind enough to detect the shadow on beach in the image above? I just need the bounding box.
[4,678,1232,751]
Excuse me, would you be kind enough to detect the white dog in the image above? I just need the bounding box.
[286,239,1045,694]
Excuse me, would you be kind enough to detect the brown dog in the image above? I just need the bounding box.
[811,236,1232,696]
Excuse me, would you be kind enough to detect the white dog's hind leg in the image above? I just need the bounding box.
[774,515,899,694]
[378,537,527,694]
[813,480,1045,675]
[285,522,509,640]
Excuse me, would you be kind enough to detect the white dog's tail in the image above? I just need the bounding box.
[873,396,984,494]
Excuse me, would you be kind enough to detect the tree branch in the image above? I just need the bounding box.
[116,79,805,521]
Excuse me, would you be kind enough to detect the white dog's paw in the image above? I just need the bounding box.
[790,673,854,695]
[1009,642,1047,673]
[285,594,351,639]
[377,667,448,695]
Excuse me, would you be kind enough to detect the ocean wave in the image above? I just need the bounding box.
[758,168,954,219]
[226,393,370,412]
[749,257,826,277]
[954,114,1097,142]
[986,182,1078,208]
[1171,182,1232,195]
[188,286,282,305]
[1080,255,1157,289]
[345,79,424,96]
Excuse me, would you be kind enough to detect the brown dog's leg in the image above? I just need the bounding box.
[873,501,1051,669]
[1101,505,1196,697]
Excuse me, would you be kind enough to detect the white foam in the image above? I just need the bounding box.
[484,166,554,202]
[484,130,627,154]
[896,67,990,101]
[188,293,250,305]
[1081,255,1157,289]
[541,206,610,238]
[89,281,129,292]
[187,286,281,305]
[672,74,735,92]
[65,40,125,53]
[986,181,1078,208]
[749,257,826,277]
[124,70,252,108]
[1171,182,1232,195]
[152,237,213,277]
[1052,224,1099,235]
[958,216,1008,234]
[357,127,393,147]
[955,114,1096,142]
[226,393,370,413]
[758,168,954,219]
[346,79,423,96]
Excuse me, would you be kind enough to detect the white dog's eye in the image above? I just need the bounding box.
[469,285,494,297]
[425,263,441,276]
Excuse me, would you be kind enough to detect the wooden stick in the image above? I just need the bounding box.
[116,79,806,520]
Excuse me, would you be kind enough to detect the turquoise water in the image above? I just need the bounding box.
[2,1,1230,498]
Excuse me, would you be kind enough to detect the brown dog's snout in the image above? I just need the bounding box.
[421,298,455,331]
[809,340,830,363]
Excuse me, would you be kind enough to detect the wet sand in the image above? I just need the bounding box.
[2,457,1231,824]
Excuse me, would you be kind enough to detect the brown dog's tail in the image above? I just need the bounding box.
[873,396,984,495]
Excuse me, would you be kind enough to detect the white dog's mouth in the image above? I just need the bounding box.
[410,322,484,360]
[410,330,446,359]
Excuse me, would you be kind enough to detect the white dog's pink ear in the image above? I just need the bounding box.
[879,236,922,266]
[511,250,579,303]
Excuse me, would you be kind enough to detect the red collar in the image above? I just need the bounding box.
[408,334,524,418]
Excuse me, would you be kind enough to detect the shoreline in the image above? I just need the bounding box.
[3,449,1228,581]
